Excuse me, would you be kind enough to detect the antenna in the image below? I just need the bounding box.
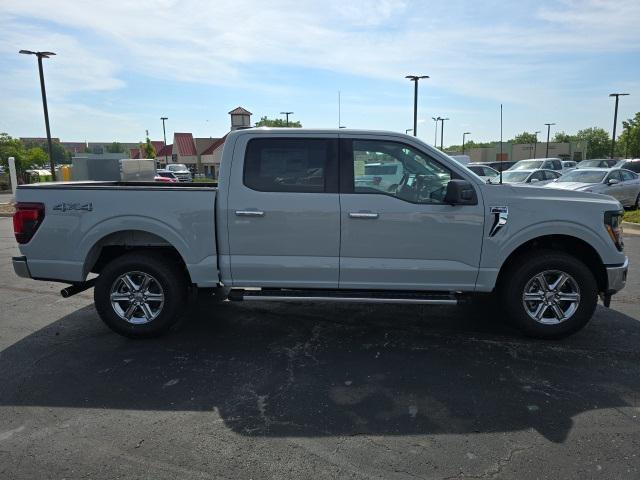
[499,104,503,185]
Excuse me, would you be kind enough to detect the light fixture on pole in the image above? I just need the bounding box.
[439,117,449,150]
[160,117,168,165]
[544,123,555,157]
[19,49,57,180]
[462,132,471,154]
[609,93,629,158]
[280,111,294,127]
[405,75,429,137]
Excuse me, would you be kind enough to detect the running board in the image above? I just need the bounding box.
[228,289,458,305]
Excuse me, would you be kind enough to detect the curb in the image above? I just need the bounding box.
[623,221,640,234]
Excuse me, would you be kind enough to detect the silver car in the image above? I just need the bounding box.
[546,168,640,208]
[493,168,562,186]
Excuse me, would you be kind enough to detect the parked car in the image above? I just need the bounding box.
[495,169,562,186]
[154,170,179,183]
[577,159,618,169]
[546,168,640,208]
[475,161,517,172]
[466,164,499,181]
[509,158,565,173]
[12,128,628,340]
[616,159,640,174]
[561,161,577,171]
[354,162,405,193]
[165,163,193,182]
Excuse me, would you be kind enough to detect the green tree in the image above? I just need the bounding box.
[22,138,71,164]
[254,116,302,128]
[140,137,156,159]
[510,132,538,145]
[25,147,49,167]
[106,142,124,153]
[617,112,640,158]
[553,131,575,143]
[573,127,611,159]
[0,133,31,181]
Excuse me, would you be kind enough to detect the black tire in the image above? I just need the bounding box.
[500,250,598,339]
[633,193,640,210]
[94,251,188,338]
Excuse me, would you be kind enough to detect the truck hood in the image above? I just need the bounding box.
[490,183,621,209]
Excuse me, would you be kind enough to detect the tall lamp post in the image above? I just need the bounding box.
[405,75,429,137]
[609,93,629,158]
[280,111,294,127]
[160,117,169,165]
[19,49,57,180]
[544,123,555,158]
[462,132,471,154]
[439,117,449,150]
[432,117,440,146]
[533,130,541,158]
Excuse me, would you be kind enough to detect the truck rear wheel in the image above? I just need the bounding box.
[500,250,598,339]
[94,251,188,338]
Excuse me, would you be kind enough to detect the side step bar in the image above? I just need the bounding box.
[228,288,458,305]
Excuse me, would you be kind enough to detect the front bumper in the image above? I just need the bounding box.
[12,256,32,279]
[606,257,628,293]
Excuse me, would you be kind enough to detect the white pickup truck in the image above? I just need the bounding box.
[12,129,628,339]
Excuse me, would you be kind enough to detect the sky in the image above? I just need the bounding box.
[0,0,639,147]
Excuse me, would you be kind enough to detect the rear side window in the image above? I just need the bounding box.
[625,162,640,173]
[244,138,338,193]
[621,170,637,181]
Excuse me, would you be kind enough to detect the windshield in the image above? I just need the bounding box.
[364,164,399,175]
[511,160,543,170]
[578,160,605,168]
[167,164,188,171]
[500,171,530,183]
[468,166,498,177]
[557,170,607,183]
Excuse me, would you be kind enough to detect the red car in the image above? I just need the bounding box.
[154,170,179,183]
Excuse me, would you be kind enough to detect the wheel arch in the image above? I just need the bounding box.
[495,234,608,293]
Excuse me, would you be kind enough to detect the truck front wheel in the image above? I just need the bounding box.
[94,251,188,338]
[500,251,598,339]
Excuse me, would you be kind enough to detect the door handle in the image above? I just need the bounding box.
[349,212,379,219]
[235,210,265,217]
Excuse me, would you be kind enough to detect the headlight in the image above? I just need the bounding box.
[604,210,624,251]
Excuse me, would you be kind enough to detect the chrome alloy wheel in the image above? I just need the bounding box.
[110,271,165,325]
[522,270,581,325]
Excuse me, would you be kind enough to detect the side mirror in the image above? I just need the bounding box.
[608,178,620,185]
[444,179,478,205]
[530,178,539,183]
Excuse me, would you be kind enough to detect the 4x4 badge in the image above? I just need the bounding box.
[53,202,93,212]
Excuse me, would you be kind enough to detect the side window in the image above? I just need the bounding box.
[627,163,640,173]
[621,170,637,181]
[244,138,337,193]
[607,171,622,182]
[552,160,562,170]
[529,171,545,182]
[547,171,560,180]
[350,140,452,204]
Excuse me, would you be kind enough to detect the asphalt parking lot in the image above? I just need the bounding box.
[1,217,639,479]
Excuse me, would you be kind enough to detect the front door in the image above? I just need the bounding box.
[339,137,485,291]
[226,135,340,288]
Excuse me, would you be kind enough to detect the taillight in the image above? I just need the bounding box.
[13,202,45,244]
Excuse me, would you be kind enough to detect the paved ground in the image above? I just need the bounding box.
[0,192,14,204]
[1,216,639,479]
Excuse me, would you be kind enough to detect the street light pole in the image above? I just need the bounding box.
[280,111,294,127]
[19,49,57,180]
[406,75,429,137]
[432,117,440,147]
[609,93,629,158]
[533,130,541,158]
[462,132,471,154]
[544,123,555,157]
[439,117,449,150]
[160,117,168,165]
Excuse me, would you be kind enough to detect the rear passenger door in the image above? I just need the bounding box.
[226,135,340,288]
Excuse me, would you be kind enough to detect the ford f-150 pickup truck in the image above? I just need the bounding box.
[12,129,629,339]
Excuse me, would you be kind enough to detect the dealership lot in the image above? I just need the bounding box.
[1,217,639,479]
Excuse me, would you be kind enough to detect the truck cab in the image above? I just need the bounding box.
[12,129,628,339]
